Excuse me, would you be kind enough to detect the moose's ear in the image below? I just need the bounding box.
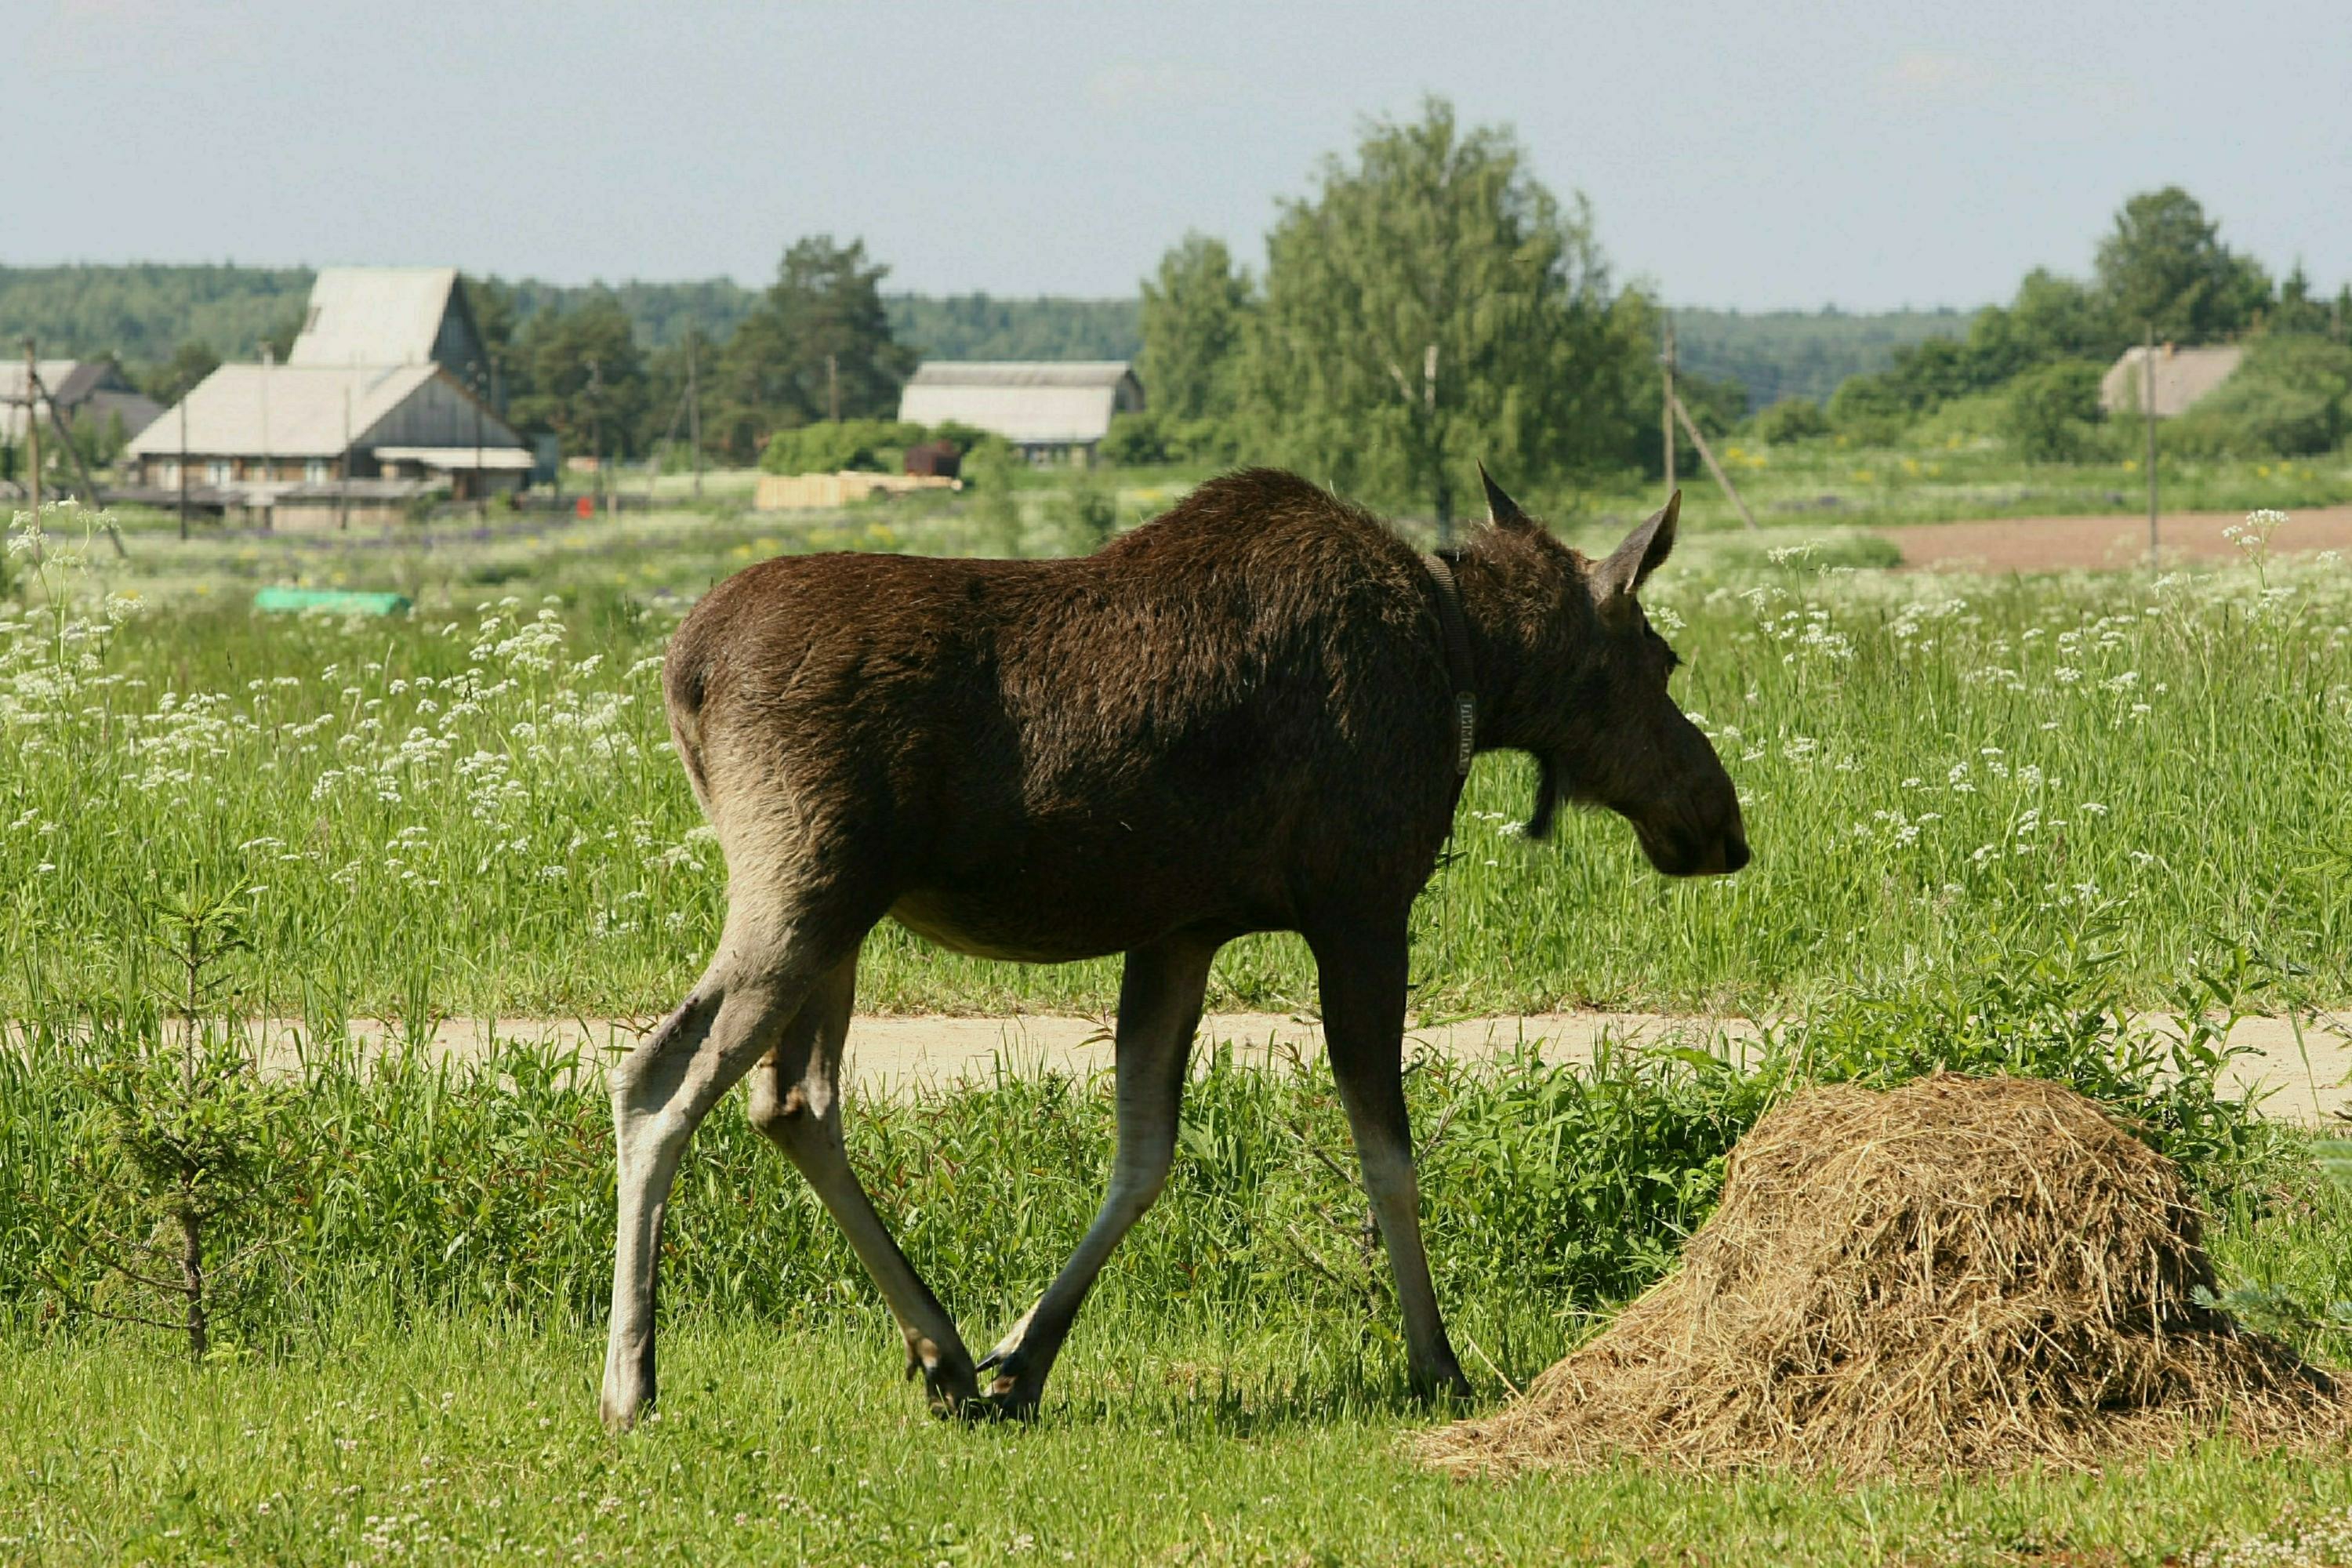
[1479,463,1536,531]
[1591,490,1682,603]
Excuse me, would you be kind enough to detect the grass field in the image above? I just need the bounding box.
[10,465,2352,1563]
[16,1319,2352,1566]
[2,1015,2347,1565]
[7,494,2351,1021]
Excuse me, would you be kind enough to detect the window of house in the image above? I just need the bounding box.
[306,459,331,483]
[207,459,232,485]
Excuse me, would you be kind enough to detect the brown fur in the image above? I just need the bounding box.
[600,467,1745,1429]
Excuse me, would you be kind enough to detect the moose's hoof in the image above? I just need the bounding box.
[599,1385,651,1434]
[1410,1365,1475,1406]
[905,1337,980,1418]
[971,1348,1044,1421]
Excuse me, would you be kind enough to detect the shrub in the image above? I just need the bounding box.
[2165,337,2352,459]
[1098,412,1240,468]
[760,418,930,476]
[926,420,991,456]
[1908,387,2009,444]
[1100,411,1170,466]
[1048,471,1120,553]
[2002,359,2106,461]
[1748,397,1829,445]
[1825,376,1911,445]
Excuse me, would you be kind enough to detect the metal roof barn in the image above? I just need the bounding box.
[2100,343,2245,419]
[898,361,1142,452]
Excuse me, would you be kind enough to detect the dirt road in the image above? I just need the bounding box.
[222,1008,2352,1124]
[1878,505,2352,573]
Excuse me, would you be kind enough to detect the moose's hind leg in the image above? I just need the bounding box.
[748,954,981,1415]
[601,930,822,1432]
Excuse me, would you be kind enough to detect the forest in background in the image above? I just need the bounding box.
[0,261,1960,413]
[9,100,2345,513]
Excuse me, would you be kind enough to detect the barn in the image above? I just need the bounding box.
[2100,343,2245,418]
[897,361,1143,465]
[286,266,495,390]
[126,267,527,524]
[0,359,163,445]
[125,362,528,525]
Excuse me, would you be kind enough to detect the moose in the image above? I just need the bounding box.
[601,466,1747,1428]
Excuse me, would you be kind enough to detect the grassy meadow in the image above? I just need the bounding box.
[9,447,2352,1563]
[6,479,2352,1022]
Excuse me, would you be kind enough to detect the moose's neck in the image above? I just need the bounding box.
[1444,537,1591,755]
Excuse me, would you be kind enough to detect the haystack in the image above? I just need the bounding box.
[1423,1073,2344,1479]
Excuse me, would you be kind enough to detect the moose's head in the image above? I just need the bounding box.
[1462,468,1748,878]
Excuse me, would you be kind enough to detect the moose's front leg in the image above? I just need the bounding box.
[976,932,1218,1417]
[1308,916,1472,1401]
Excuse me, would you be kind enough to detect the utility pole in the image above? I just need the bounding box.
[687,334,702,503]
[2143,323,2160,572]
[24,338,40,522]
[586,357,604,514]
[32,363,119,549]
[259,343,274,532]
[178,393,190,541]
[339,383,351,532]
[826,351,840,424]
[471,364,487,520]
[1661,321,1678,496]
[1424,342,1448,546]
[1670,389,1759,531]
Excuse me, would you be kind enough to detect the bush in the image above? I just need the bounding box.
[2002,359,2106,461]
[2165,337,2352,459]
[926,420,991,456]
[1100,411,1171,466]
[1047,472,1120,553]
[1748,397,1829,444]
[1098,411,1241,468]
[1908,387,2009,444]
[760,418,929,476]
[1825,375,1911,445]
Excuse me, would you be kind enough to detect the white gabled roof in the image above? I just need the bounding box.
[286,267,463,367]
[126,364,521,459]
[898,361,1142,445]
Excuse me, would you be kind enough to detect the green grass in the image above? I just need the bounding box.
[13,1314,2352,1566]
[0,1018,2344,1566]
[9,499,2352,1020]
[1555,435,2352,539]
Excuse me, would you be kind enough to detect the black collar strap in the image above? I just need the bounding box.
[1422,552,1477,776]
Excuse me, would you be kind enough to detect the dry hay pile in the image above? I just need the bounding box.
[1424,1073,2346,1479]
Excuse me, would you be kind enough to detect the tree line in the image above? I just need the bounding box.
[15,118,2345,490]
[1817,187,2352,459]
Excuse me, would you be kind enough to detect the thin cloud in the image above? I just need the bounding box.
[1083,60,1240,111]
[1880,50,1994,100]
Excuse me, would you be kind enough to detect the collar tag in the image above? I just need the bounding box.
[1454,693,1476,776]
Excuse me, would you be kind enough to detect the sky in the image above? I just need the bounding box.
[13,0,2351,310]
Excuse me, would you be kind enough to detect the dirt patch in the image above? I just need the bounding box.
[1879,505,2352,573]
[1420,1073,2348,1479]
[56,1007,2341,1121]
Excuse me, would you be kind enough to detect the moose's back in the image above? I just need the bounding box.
[662,471,1463,963]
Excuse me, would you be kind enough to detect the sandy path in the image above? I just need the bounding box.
[1878,505,2352,573]
[191,1008,2352,1125]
